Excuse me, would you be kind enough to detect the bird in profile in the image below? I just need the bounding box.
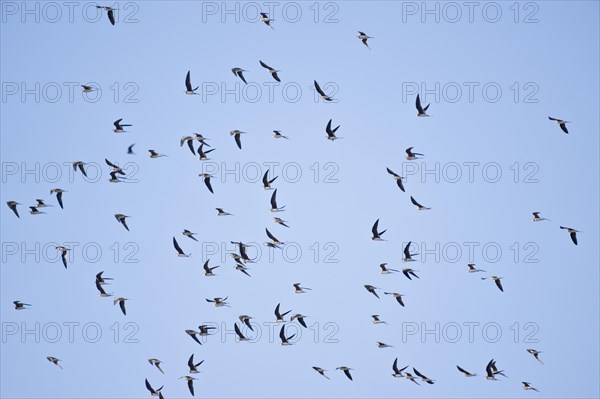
[379,263,399,274]
[180,136,196,155]
[95,271,113,285]
[481,275,504,292]
[95,281,113,297]
[384,292,405,307]
[200,173,214,194]
[527,349,544,365]
[273,217,289,227]
[50,188,66,209]
[173,237,191,257]
[560,226,580,245]
[371,315,387,324]
[114,297,128,315]
[179,375,197,396]
[96,5,116,25]
[81,84,95,93]
[273,130,289,139]
[312,366,330,379]
[262,169,278,190]
[114,214,130,231]
[72,161,88,178]
[336,366,353,381]
[230,130,246,149]
[293,283,311,294]
[456,365,477,377]
[185,70,199,94]
[265,228,285,249]
[405,147,424,160]
[270,189,286,212]
[148,150,167,158]
[113,118,131,133]
[13,300,31,310]
[216,208,232,216]
[260,12,274,28]
[231,68,248,84]
[291,313,308,328]
[532,212,549,222]
[357,31,372,48]
[259,60,281,82]
[56,246,69,269]
[34,199,52,208]
[203,259,219,276]
[325,118,342,141]
[410,196,431,210]
[144,378,163,396]
[404,372,420,385]
[403,241,418,262]
[402,268,420,280]
[386,168,405,192]
[467,263,486,273]
[185,329,202,345]
[47,356,62,369]
[314,80,334,101]
[279,324,296,345]
[105,158,125,175]
[364,284,380,299]
[187,354,204,373]
[6,201,20,218]
[522,381,539,392]
[148,358,164,374]
[182,229,198,241]
[415,94,430,117]
[371,219,386,240]
[548,116,570,134]
[392,358,408,377]
[485,359,506,380]
[376,341,393,348]
[274,302,291,322]
[206,297,229,307]
[413,368,435,384]
[239,315,254,331]
[29,206,46,215]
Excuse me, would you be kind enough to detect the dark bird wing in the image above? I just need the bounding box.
[270,189,278,208]
[234,323,245,339]
[120,218,129,231]
[265,228,278,242]
[456,365,469,375]
[107,9,115,25]
[173,237,184,254]
[119,300,126,315]
[298,317,307,328]
[314,80,325,96]
[234,133,242,149]
[410,196,421,207]
[204,176,214,194]
[61,250,68,268]
[238,71,247,84]
[570,231,578,245]
[495,279,504,292]
[187,138,196,154]
[396,179,405,192]
[56,192,64,209]
[95,281,107,295]
[145,379,155,394]
[560,123,569,134]
[372,219,379,236]
[343,369,353,381]
[485,359,494,377]
[187,379,195,396]
[272,71,281,82]
[259,60,271,69]
[78,163,88,177]
[403,269,412,280]
[416,94,424,113]
[186,71,192,91]
[403,241,411,258]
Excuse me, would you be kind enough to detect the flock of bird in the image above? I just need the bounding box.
[4,5,586,398]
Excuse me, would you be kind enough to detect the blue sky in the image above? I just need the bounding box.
[1,1,599,398]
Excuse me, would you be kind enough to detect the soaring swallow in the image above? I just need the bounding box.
[415,94,430,117]
[371,219,386,240]
[405,147,424,160]
[336,366,353,381]
[259,60,281,82]
[173,237,191,257]
[481,275,504,292]
[386,168,405,192]
[185,70,199,94]
[325,118,342,141]
[113,118,131,133]
[548,116,570,134]
[114,214,130,231]
[314,80,334,101]
[50,188,66,209]
[411,196,431,210]
[270,189,286,212]
[96,5,116,25]
[357,31,372,48]
[560,226,580,245]
[200,173,214,194]
[6,201,20,218]
[232,68,248,84]
[230,130,246,149]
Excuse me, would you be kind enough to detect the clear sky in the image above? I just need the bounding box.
[1,1,599,398]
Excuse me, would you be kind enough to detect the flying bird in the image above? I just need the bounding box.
[392,358,408,377]
[72,161,88,178]
[206,297,229,307]
[560,226,579,245]
[273,217,289,227]
[336,366,353,381]
[357,31,372,48]
[180,136,196,155]
[415,94,430,117]
[231,68,248,84]
[29,206,46,215]
[56,246,69,269]
[6,201,20,218]
[371,219,386,240]
[114,297,128,315]
[34,199,52,208]
[405,147,424,160]
[379,263,399,274]
[313,366,330,379]
[411,196,431,210]
[273,130,289,139]
[105,158,125,175]
[371,315,387,324]
[96,5,116,25]
[185,70,199,94]
[259,12,273,28]
[200,173,214,194]
[274,303,291,322]
[13,300,31,310]
[239,315,254,331]
[144,378,163,396]
[127,144,135,154]
[386,167,405,192]
[259,60,281,82]
[384,292,405,307]
[186,329,202,345]
[50,188,66,209]
[235,263,252,277]
[95,271,113,285]
[325,119,342,141]
[81,84,95,93]
[527,349,544,365]
[47,356,62,369]
[548,116,570,134]
[265,228,284,248]
[467,263,485,273]
[279,324,296,345]
[183,229,198,241]
[197,144,215,160]
[114,214,130,231]
[456,365,477,377]
[481,275,504,292]
[187,354,204,373]
[293,283,312,294]
[532,212,549,222]
[314,80,334,101]
[148,358,164,374]
[376,341,393,348]
[403,241,418,262]
[262,169,278,190]
[270,189,286,212]
[402,268,420,280]
[179,375,196,396]
[291,313,308,328]
[203,259,219,276]
[413,367,435,384]
[522,381,539,392]
[216,208,232,216]
[230,130,245,149]
[113,118,131,133]
[148,150,166,158]
[485,359,506,380]
[364,284,380,299]
[173,237,191,257]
